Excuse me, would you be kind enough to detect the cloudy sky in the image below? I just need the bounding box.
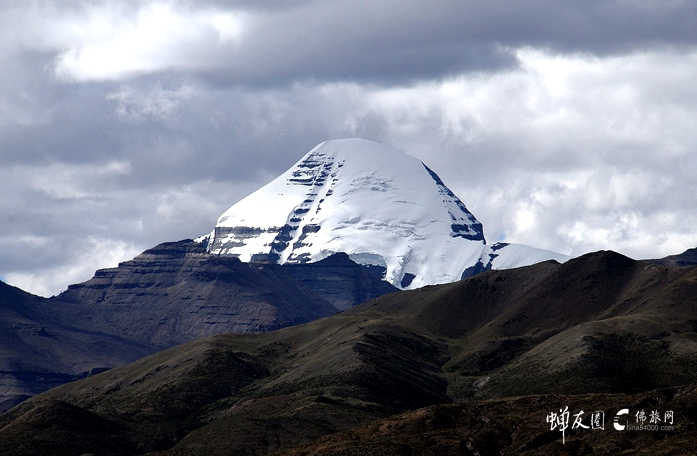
[2,0,697,297]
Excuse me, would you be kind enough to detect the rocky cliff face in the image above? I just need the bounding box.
[53,240,397,347]
[282,252,397,311]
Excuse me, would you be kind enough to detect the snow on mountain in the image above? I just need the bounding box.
[204,138,569,289]
[464,242,571,277]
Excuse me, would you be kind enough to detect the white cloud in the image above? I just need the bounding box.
[4,236,142,297]
[23,160,132,200]
[303,47,697,259]
[18,2,248,82]
[155,184,223,225]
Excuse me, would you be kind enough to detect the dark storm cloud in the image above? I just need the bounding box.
[192,1,693,85]
[223,0,695,84]
[38,1,697,87]
[182,0,694,87]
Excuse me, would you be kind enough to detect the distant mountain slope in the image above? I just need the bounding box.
[0,240,396,412]
[0,280,154,413]
[647,246,697,267]
[204,138,569,289]
[51,240,396,347]
[51,240,339,347]
[2,251,695,455]
[282,252,397,311]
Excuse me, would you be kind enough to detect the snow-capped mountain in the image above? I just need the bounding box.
[204,138,568,289]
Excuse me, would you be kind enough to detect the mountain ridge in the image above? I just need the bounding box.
[0,280,155,413]
[2,250,696,454]
[647,246,697,267]
[0,241,397,412]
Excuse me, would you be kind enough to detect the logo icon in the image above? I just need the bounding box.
[614,408,629,430]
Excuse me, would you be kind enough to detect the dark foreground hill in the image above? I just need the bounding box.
[279,385,697,455]
[1,250,697,455]
[0,240,396,412]
[0,280,154,413]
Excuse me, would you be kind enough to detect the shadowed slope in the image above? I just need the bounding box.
[648,246,697,267]
[49,241,396,348]
[50,240,339,347]
[0,281,155,413]
[0,241,396,411]
[1,251,697,455]
[280,385,697,456]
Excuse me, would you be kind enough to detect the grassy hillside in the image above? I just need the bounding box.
[1,251,697,454]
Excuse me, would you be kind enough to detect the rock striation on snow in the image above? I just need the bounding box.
[204,138,568,289]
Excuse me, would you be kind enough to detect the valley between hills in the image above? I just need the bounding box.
[2,249,697,455]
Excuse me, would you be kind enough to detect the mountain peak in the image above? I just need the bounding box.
[206,139,567,288]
